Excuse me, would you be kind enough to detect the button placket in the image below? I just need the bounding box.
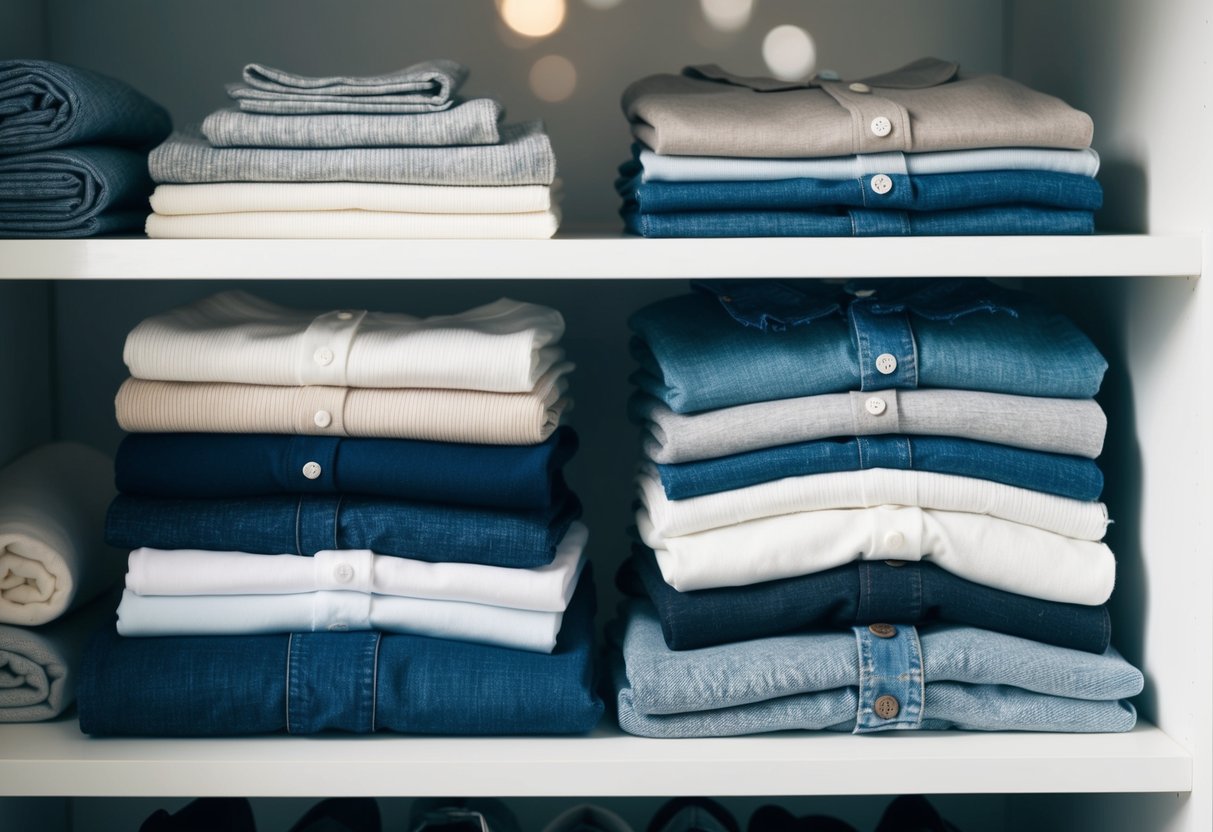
[298,308,367,386]
[850,388,903,435]
[852,623,925,733]
[297,387,349,436]
[818,83,912,154]
[848,301,919,390]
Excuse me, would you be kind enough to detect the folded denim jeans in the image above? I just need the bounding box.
[622,205,1094,238]
[0,146,156,238]
[115,428,577,509]
[614,602,1139,736]
[618,170,1102,214]
[78,568,603,736]
[227,60,466,114]
[631,279,1107,413]
[0,59,171,154]
[106,490,581,568]
[632,389,1107,463]
[619,549,1111,653]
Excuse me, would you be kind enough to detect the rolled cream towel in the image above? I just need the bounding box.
[0,442,121,626]
[0,593,114,722]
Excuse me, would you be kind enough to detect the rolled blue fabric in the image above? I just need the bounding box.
[630,279,1107,412]
[618,170,1103,214]
[0,145,154,237]
[0,59,171,154]
[619,549,1111,653]
[115,428,577,509]
[77,568,603,736]
[614,602,1140,737]
[105,491,580,568]
[653,433,1103,501]
[622,204,1095,237]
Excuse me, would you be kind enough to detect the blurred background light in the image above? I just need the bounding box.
[499,0,567,38]
[762,24,816,80]
[529,54,578,102]
[700,0,754,33]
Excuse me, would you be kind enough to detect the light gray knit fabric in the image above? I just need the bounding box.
[201,99,503,148]
[633,389,1107,464]
[227,59,466,114]
[149,121,556,186]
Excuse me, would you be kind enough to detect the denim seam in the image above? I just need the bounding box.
[285,632,294,734]
[293,496,303,556]
[370,631,381,732]
[332,494,343,550]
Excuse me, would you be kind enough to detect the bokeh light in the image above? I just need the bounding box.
[499,0,567,38]
[700,0,753,33]
[529,54,578,102]
[762,24,817,81]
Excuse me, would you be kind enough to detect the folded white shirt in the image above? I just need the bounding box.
[145,208,560,240]
[636,464,1109,541]
[125,522,587,612]
[115,589,564,653]
[124,290,565,392]
[149,182,555,215]
[635,146,1102,182]
[638,504,1115,605]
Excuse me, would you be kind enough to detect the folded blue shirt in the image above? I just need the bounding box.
[614,602,1140,737]
[631,279,1107,412]
[619,549,1111,654]
[622,205,1094,238]
[617,169,1103,214]
[654,433,1103,502]
[77,568,603,736]
[105,490,580,568]
[115,428,577,510]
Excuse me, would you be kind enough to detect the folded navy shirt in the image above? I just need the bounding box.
[105,490,581,568]
[617,168,1104,214]
[618,547,1111,654]
[630,279,1107,413]
[78,567,603,737]
[115,428,578,509]
[653,432,1103,502]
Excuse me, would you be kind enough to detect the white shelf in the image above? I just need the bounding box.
[0,719,1191,798]
[0,234,1201,280]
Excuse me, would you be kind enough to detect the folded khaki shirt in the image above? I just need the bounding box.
[623,58,1094,158]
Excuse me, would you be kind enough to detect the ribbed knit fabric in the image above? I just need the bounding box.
[201,99,503,148]
[145,208,560,239]
[149,182,553,215]
[148,122,556,186]
[227,60,466,114]
[123,291,566,392]
[637,464,1108,541]
[114,365,572,444]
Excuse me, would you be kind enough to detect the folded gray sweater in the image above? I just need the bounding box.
[227,60,466,114]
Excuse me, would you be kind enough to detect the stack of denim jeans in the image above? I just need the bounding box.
[617,58,1101,237]
[0,59,171,237]
[143,60,560,238]
[77,291,603,736]
[613,278,1143,736]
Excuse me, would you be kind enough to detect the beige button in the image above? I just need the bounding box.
[870,116,892,137]
[875,353,898,374]
[865,396,887,416]
[885,531,905,550]
[870,174,894,195]
[849,82,871,93]
[333,563,354,583]
[313,410,332,428]
[868,623,897,639]
[874,694,900,719]
[884,560,907,568]
[336,311,354,321]
[313,347,334,366]
[302,461,322,480]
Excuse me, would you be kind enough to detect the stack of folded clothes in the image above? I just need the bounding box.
[0,442,125,722]
[77,291,603,736]
[144,60,559,239]
[613,277,1142,737]
[617,58,1102,237]
[0,59,170,237]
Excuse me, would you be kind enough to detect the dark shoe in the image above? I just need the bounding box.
[288,797,381,832]
[747,804,857,832]
[408,798,521,832]
[140,797,256,832]
[647,797,739,832]
[873,796,961,832]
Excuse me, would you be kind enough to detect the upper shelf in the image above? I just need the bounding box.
[0,719,1191,798]
[0,233,1201,280]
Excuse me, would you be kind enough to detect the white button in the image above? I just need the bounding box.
[313,347,334,366]
[875,353,898,374]
[327,622,349,632]
[852,288,877,298]
[333,562,354,583]
[313,410,332,428]
[870,116,892,137]
[336,311,354,321]
[302,461,322,480]
[885,531,905,550]
[865,396,887,416]
[848,82,871,93]
[870,174,893,195]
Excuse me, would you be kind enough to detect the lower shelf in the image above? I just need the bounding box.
[0,717,1191,797]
